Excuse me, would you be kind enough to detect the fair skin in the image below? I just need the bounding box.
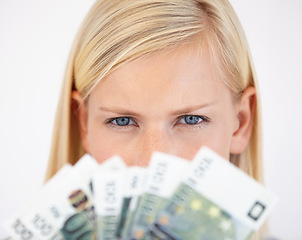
[72,43,256,166]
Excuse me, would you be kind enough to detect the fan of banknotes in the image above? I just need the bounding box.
[4,147,278,240]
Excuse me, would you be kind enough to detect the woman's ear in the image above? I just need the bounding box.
[230,86,256,154]
[71,90,90,153]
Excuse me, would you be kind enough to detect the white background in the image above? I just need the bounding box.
[0,0,301,239]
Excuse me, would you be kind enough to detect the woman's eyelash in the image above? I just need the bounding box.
[106,117,136,126]
[177,115,210,125]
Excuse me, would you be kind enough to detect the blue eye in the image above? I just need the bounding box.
[179,115,205,125]
[110,117,135,126]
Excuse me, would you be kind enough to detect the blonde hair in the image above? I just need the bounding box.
[46,1,265,237]
[46,0,263,183]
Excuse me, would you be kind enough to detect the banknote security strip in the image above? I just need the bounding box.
[3,147,278,240]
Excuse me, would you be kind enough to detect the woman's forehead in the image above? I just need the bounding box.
[88,43,232,114]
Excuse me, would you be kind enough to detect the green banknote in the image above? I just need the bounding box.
[120,196,141,239]
[53,154,127,240]
[151,182,251,240]
[116,196,131,238]
[45,154,97,240]
[92,156,126,240]
[150,147,278,240]
[129,192,169,240]
[6,154,98,240]
[4,164,73,240]
[117,167,146,239]
[47,154,97,240]
[127,152,188,240]
[59,189,95,240]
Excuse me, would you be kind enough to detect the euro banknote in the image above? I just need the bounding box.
[118,167,146,239]
[3,147,278,240]
[127,152,189,240]
[92,156,126,240]
[150,147,278,240]
[4,164,73,240]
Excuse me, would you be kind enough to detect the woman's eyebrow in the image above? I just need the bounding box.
[98,106,142,117]
[170,102,216,115]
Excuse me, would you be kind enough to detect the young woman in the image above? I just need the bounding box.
[46,0,262,182]
[46,0,264,236]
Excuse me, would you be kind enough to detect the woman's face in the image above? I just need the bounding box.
[74,43,255,165]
